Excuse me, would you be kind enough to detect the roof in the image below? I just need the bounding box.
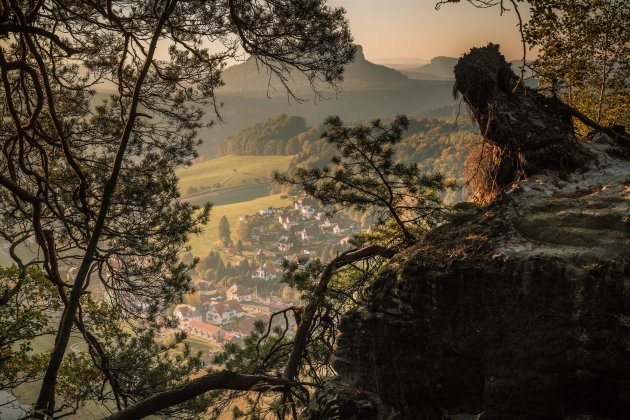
[224,299,243,311]
[192,278,214,291]
[258,265,278,275]
[174,304,197,317]
[237,315,270,334]
[209,300,243,316]
[268,302,289,311]
[188,319,223,334]
[223,331,241,342]
[334,223,352,229]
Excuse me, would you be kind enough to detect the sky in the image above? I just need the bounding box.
[330,0,527,63]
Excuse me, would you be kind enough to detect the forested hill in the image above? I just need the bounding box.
[219,114,310,155]
[219,113,479,203]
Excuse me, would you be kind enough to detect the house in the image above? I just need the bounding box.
[294,196,315,210]
[321,215,343,228]
[278,241,294,252]
[314,212,325,221]
[236,315,270,334]
[225,299,245,317]
[173,304,202,322]
[240,301,270,316]
[299,226,320,241]
[333,223,352,235]
[280,214,301,231]
[300,206,316,218]
[252,264,278,281]
[192,278,221,305]
[186,319,225,341]
[223,331,242,343]
[206,300,244,325]
[277,235,294,252]
[226,284,253,302]
[258,208,273,216]
[191,277,217,295]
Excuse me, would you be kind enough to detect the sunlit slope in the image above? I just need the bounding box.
[187,194,292,256]
[176,155,293,196]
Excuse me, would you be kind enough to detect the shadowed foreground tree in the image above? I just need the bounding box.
[0,0,355,418]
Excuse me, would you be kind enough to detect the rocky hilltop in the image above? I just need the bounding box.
[311,45,630,419]
[219,45,413,93]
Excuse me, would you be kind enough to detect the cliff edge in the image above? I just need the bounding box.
[311,46,630,419]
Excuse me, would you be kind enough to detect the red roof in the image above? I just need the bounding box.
[188,319,223,334]
[268,302,289,311]
[223,331,240,342]
[174,304,197,317]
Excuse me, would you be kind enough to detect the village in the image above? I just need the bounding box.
[172,194,360,357]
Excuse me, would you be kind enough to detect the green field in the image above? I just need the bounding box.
[188,193,292,256]
[177,154,293,196]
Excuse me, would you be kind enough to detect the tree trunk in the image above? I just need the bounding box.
[454,44,591,193]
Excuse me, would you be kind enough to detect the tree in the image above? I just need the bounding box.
[218,215,232,247]
[0,0,354,417]
[235,220,251,243]
[275,115,454,245]
[437,0,630,132]
[524,0,630,129]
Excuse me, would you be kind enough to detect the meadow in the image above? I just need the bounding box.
[176,154,293,196]
[187,193,292,257]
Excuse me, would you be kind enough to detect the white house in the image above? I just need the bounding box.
[186,319,225,341]
[206,300,243,325]
[252,264,278,281]
[320,216,341,229]
[333,223,352,235]
[173,304,202,322]
[278,241,294,252]
[300,206,316,218]
[226,284,253,302]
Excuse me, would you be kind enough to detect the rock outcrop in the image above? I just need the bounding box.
[311,45,630,419]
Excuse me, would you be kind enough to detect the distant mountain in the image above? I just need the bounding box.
[219,45,414,93]
[189,46,461,156]
[402,56,459,80]
[403,56,532,81]
[398,70,452,81]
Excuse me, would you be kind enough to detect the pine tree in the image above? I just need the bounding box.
[218,215,232,247]
[275,115,454,245]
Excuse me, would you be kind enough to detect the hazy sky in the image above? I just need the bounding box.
[331,0,527,62]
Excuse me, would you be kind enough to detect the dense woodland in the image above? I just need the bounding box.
[220,113,475,203]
